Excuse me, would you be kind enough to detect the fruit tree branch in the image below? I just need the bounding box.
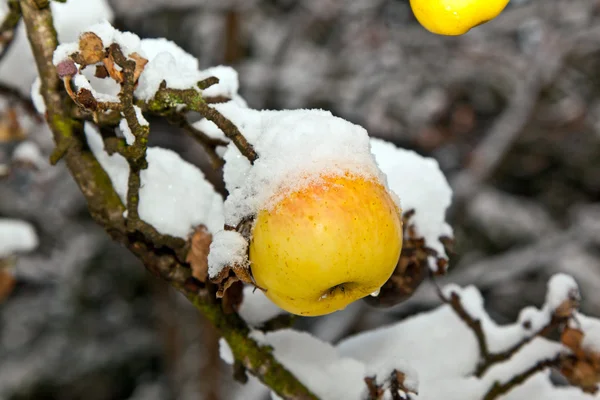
[19,1,316,398]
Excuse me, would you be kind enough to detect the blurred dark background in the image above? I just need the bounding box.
[1,0,600,399]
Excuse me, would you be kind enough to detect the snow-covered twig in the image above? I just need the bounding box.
[148,84,258,162]
[435,280,569,377]
[482,356,567,400]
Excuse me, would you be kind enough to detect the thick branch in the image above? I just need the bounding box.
[20,3,315,398]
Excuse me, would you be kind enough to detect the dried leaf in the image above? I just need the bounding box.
[554,292,580,319]
[186,225,212,283]
[0,108,24,142]
[130,52,148,82]
[364,376,383,400]
[211,263,257,299]
[0,264,16,303]
[103,56,123,83]
[222,280,244,314]
[365,209,451,307]
[561,358,600,394]
[78,32,105,65]
[562,327,585,355]
[76,88,98,111]
[94,65,109,79]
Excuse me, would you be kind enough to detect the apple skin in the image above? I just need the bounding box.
[249,173,403,317]
[410,0,509,36]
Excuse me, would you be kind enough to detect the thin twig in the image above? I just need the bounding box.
[0,1,21,62]
[482,357,565,400]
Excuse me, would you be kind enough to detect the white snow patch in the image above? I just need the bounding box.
[545,273,579,312]
[207,230,248,277]
[30,78,45,115]
[238,286,286,327]
[216,102,388,227]
[12,141,46,169]
[219,338,234,364]
[84,122,224,238]
[250,329,368,400]
[0,219,39,257]
[370,138,453,266]
[53,21,242,106]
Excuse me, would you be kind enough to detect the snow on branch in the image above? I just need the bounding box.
[16,2,600,400]
[19,4,316,399]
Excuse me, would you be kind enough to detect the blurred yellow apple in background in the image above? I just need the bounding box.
[410,0,509,36]
[249,173,403,317]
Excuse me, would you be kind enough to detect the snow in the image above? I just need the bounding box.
[72,71,120,103]
[215,102,389,227]
[249,329,368,400]
[220,277,600,400]
[207,230,248,277]
[0,219,39,258]
[0,0,113,96]
[578,314,600,353]
[53,21,241,105]
[119,119,135,145]
[545,273,580,312]
[84,123,224,238]
[370,138,453,264]
[0,2,8,23]
[30,78,45,115]
[238,286,286,327]
[218,338,234,365]
[12,141,47,169]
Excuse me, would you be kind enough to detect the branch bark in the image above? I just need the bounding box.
[19,1,316,398]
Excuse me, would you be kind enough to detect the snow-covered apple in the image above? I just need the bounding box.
[409,0,509,36]
[249,173,403,317]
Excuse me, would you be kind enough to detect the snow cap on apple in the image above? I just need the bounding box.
[207,103,403,316]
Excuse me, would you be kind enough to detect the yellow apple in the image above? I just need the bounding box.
[410,0,509,36]
[249,173,403,317]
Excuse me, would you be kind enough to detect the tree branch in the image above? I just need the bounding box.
[19,1,316,399]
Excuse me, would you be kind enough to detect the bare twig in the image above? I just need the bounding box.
[148,85,258,163]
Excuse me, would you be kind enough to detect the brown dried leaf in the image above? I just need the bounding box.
[554,293,580,319]
[0,267,15,304]
[130,52,148,82]
[0,109,24,142]
[562,327,585,355]
[561,358,600,394]
[78,32,105,65]
[76,88,98,111]
[365,209,451,307]
[103,56,123,83]
[95,65,109,79]
[186,225,212,283]
[211,263,256,299]
[364,376,384,400]
[222,280,244,314]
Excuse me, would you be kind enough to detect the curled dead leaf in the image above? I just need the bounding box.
[364,209,452,308]
[186,225,212,283]
[78,32,105,65]
[130,52,149,83]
